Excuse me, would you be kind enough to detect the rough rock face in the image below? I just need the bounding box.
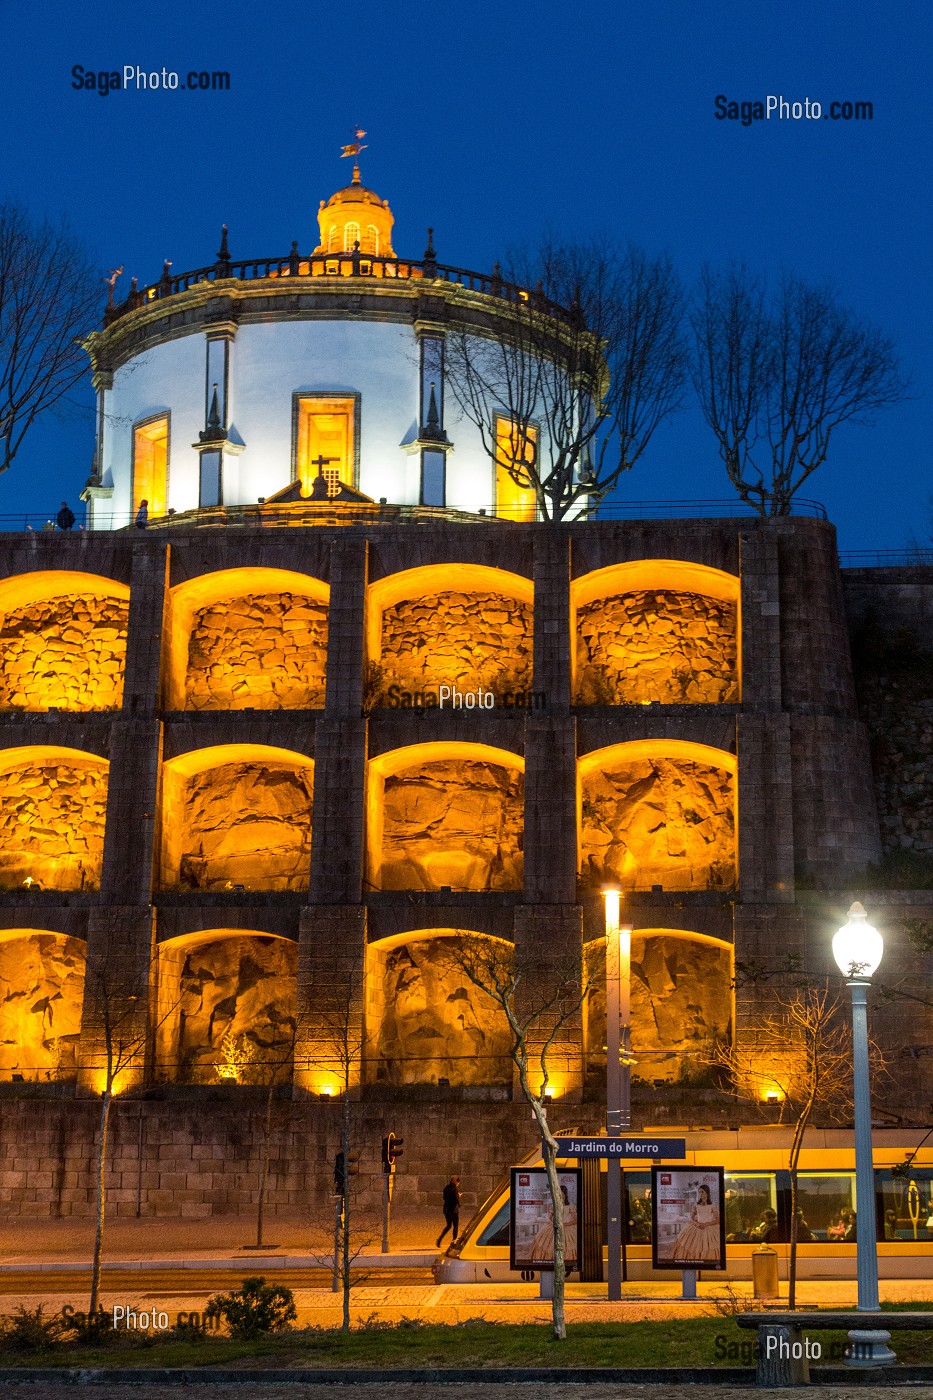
[585,934,731,1082]
[157,935,297,1084]
[0,934,85,1080]
[0,762,107,890]
[576,590,738,704]
[580,756,735,890]
[372,937,512,1086]
[378,592,532,699]
[0,597,128,711]
[185,592,328,710]
[379,760,523,890]
[171,763,314,891]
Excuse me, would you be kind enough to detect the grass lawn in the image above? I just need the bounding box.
[0,1307,930,1370]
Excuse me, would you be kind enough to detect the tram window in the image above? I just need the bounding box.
[625,1172,652,1243]
[477,1201,511,1247]
[796,1173,857,1241]
[724,1174,780,1242]
[877,1169,933,1243]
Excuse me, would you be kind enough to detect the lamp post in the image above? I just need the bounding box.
[604,890,632,1301]
[832,901,895,1368]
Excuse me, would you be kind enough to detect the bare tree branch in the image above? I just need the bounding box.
[691,264,908,516]
[0,204,102,475]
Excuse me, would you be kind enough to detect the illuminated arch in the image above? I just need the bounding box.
[0,571,130,713]
[366,927,514,1088]
[167,567,330,710]
[0,746,108,891]
[583,927,733,1085]
[368,742,524,892]
[578,739,737,892]
[0,928,86,1082]
[155,927,297,1084]
[571,559,741,704]
[160,744,314,891]
[367,564,534,702]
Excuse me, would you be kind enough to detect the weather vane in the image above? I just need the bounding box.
[340,127,368,175]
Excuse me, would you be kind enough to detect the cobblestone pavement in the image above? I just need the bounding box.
[0,1384,931,1399]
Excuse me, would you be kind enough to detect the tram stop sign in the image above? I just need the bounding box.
[555,1136,686,1159]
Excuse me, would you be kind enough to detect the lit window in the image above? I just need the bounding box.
[495,416,537,521]
[132,414,169,518]
[327,226,338,252]
[343,221,360,252]
[365,224,380,255]
[295,396,355,496]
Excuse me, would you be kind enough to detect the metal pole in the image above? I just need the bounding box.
[605,899,622,1301]
[849,979,879,1311]
[382,1172,392,1254]
[619,923,632,1284]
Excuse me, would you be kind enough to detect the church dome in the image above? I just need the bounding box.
[315,165,396,257]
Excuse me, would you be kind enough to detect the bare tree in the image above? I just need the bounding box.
[692,265,908,516]
[439,934,589,1340]
[444,237,688,522]
[249,1012,305,1252]
[0,204,102,475]
[717,979,886,1309]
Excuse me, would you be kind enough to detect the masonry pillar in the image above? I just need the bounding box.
[533,530,572,708]
[736,713,795,901]
[77,907,155,1093]
[739,527,781,710]
[301,539,369,1090]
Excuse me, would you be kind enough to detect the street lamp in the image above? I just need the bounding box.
[832,901,895,1368]
[604,888,633,1301]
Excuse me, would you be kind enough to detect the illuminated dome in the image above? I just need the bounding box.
[314,165,395,257]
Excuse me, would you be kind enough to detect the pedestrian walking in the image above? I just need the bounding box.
[135,499,149,528]
[56,501,76,530]
[436,1175,461,1248]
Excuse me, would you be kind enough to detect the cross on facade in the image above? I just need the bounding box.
[311,453,339,475]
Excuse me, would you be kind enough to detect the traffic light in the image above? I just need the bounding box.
[334,1149,360,1193]
[381,1131,404,1174]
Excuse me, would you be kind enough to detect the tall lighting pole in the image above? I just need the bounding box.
[832,901,895,1368]
[604,889,632,1302]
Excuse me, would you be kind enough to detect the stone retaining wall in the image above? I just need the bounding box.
[0,762,107,891]
[185,593,328,710]
[378,592,532,698]
[0,597,127,711]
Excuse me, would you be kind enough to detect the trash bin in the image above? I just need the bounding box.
[752,1245,780,1299]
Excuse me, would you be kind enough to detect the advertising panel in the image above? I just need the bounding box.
[651,1165,726,1270]
[509,1167,582,1272]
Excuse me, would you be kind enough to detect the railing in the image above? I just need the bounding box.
[839,548,933,567]
[103,249,578,327]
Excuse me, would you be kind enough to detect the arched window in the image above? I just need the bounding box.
[365,224,380,255]
[343,221,360,251]
[327,225,339,252]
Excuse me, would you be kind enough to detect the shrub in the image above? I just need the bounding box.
[207,1276,296,1339]
[0,1305,69,1352]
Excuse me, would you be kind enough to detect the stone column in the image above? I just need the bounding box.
[736,713,795,901]
[533,530,572,708]
[295,906,368,1097]
[301,539,370,1089]
[122,540,170,714]
[77,907,155,1093]
[739,527,781,710]
[512,905,585,1101]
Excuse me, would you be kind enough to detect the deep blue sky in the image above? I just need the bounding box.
[1,0,929,550]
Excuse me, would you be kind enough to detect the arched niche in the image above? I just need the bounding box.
[584,928,732,1084]
[0,746,108,891]
[166,567,330,711]
[368,742,524,891]
[571,560,740,705]
[367,564,533,705]
[0,571,130,712]
[160,744,314,891]
[367,928,512,1087]
[578,739,737,891]
[155,929,297,1084]
[0,929,86,1081]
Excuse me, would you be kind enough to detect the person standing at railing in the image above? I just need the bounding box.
[56,501,75,531]
[134,499,149,529]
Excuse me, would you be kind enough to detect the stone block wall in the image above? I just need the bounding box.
[185,592,328,710]
[0,597,128,711]
[575,590,738,705]
[378,591,532,698]
[0,759,108,891]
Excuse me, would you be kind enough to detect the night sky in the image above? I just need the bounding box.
[1,0,928,551]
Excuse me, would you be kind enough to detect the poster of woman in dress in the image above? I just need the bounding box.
[651,1166,726,1270]
[510,1168,581,1271]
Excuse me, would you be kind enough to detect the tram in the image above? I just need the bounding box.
[433,1127,933,1283]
